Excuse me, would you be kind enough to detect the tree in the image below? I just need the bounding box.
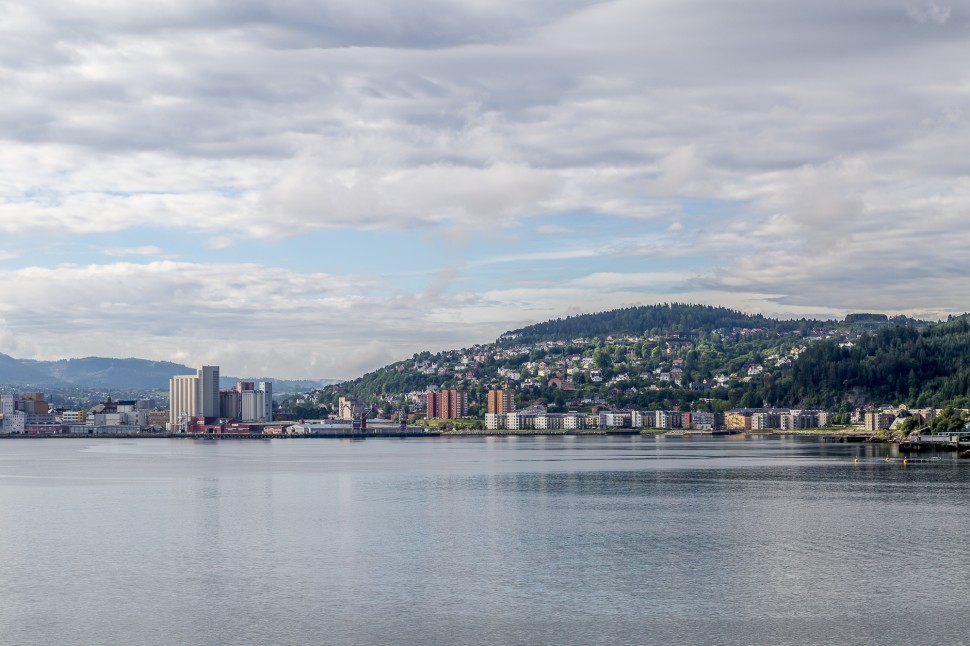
[593,347,612,370]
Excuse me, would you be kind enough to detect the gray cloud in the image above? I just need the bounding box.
[0,1,969,374]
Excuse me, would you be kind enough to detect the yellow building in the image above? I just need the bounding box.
[725,412,752,431]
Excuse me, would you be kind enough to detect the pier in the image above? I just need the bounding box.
[900,432,970,451]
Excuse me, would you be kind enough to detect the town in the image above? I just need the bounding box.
[0,363,963,438]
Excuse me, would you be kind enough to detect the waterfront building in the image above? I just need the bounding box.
[691,411,716,430]
[61,410,87,424]
[168,365,220,428]
[170,375,199,428]
[535,414,564,431]
[1,393,54,434]
[506,411,537,430]
[563,413,585,430]
[427,389,468,419]
[219,381,274,422]
[782,409,826,429]
[864,411,895,431]
[724,412,752,431]
[241,382,273,422]
[148,410,169,429]
[487,389,515,415]
[199,365,220,417]
[656,410,682,429]
[751,412,781,430]
[338,396,365,420]
[599,411,632,428]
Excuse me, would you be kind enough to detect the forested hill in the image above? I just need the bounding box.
[746,314,970,409]
[291,303,966,419]
[503,304,810,343]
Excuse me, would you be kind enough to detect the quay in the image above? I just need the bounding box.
[0,430,441,440]
[170,430,439,439]
[900,431,970,451]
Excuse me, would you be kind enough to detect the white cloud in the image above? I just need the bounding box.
[0,1,968,378]
[103,245,163,257]
[907,2,952,24]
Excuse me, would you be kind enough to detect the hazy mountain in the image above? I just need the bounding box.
[0,352,67,387]
[20,357,197,390]
[219,376,343,394]
[2,356,341,392]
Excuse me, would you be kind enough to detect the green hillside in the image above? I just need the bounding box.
[740,315,970,409]
[284,304,962,419]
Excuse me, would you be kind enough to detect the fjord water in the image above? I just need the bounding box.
[1,436,968,646]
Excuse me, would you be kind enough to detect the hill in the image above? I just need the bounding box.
[0,352,66,386]
[503,303,806,342]
[306,303,942,417]
[24,357,197,390]
[739,314,970,409]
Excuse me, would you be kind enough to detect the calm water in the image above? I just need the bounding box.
[1,435,968,646]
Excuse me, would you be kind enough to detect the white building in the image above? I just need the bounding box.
[506,412,537,430]
[563,413,585,430]
[599,411,631,428]
[169,365,221,428]
[632,410,656,428]
[241,382,273,422]
[535,414,564,431]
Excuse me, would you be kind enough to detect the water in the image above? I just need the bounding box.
[1,435,968,646]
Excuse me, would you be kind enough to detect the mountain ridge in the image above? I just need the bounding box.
[1,355,340,392]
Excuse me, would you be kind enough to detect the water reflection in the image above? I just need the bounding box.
[0,436,968,646]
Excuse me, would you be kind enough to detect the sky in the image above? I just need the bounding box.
[1,0,969,380]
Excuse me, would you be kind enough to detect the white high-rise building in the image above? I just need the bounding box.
[169,374,199,428]
[258,381,272,422]
[169,365,221,428]
[240,382,273,422]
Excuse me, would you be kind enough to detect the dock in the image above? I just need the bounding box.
[900,432,970,451]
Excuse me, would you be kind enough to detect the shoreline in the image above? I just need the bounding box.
[0,428,882,440]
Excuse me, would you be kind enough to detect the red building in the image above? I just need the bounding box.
[184,416,263,434]
[426,389,468,419]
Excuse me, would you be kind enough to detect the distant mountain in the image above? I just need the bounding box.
[0,355,341,392]
[0,352,66,387]
[20,357,197,390]
[219,376,342,393]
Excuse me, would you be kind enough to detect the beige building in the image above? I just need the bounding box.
[169,365,220,427]
[725,412,752,431]
[864,411,895,431]
[338,397,365,420]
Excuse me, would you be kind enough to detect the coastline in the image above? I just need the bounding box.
[0,427,885,441]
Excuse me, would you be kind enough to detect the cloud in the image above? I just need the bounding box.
[6,0,964,240]
[907,2,952,24]
[260,160,563,232]
[103,245,163,257]
[534,224,572,235]
[0,1,969,378]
